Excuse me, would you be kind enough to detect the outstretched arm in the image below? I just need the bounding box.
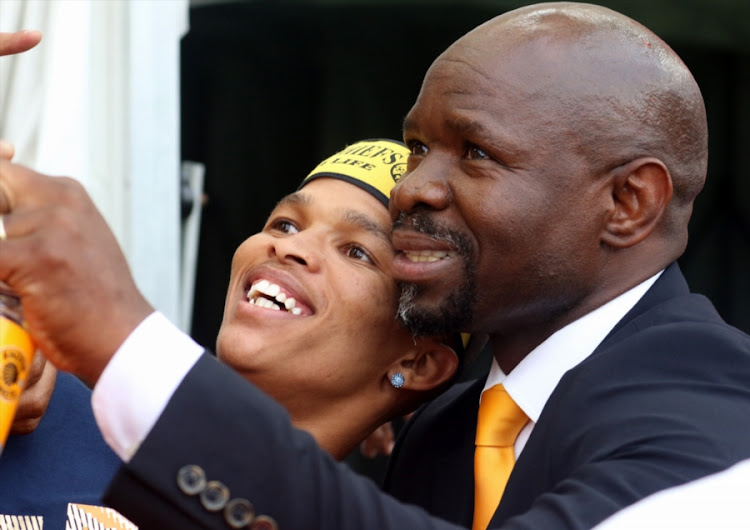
[106,353,467,530]
[0,162,154,384]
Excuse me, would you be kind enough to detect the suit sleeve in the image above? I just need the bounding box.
[104,353,466,530]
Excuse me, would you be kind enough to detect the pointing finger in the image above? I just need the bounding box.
[0,30,42,56]
[0,140,14,161]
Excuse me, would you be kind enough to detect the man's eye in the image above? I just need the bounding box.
[269,219,299,235]
[466,145,489,160]
[344,245,373,264]
[407,141,428,156]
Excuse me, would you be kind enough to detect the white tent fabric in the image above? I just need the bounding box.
[0,0,189,328]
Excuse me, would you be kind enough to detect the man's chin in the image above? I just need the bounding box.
[397,283,473,337]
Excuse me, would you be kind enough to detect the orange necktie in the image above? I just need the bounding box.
[472,384,529,530]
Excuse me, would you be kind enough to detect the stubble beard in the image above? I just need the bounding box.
[393,209,477,336]
[396,250,477,337]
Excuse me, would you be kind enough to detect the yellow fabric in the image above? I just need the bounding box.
[301,139,409,207]
[472,384,529,530]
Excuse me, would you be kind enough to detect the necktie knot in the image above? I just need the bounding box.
[475,384,528,447]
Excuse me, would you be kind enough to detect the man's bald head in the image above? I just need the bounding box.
[437,2,707,241]
[394,2,709,339]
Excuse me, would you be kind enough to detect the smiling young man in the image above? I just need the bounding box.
[213,140,458,461]
[2,3,750,530]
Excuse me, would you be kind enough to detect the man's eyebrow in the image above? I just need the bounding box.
[342,209,391,244]
[402,116,417,134]
[403,115,493,137]
[273,191,390,244]
[404,115,521,162]
[445,116,493,137]
[274,191,310,209]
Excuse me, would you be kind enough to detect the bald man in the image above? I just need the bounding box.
[0,3,749,529]
[382,3,748,529]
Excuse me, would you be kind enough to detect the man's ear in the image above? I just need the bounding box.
[390,337,459,392]
[601,157,673,249]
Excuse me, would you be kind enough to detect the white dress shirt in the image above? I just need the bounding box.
[93,272,662,462]
[92,312,203,461]
[483,271,662,457]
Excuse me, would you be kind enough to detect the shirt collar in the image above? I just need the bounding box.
[483,271,663,422]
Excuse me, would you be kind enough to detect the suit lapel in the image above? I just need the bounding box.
[597,263,691,351]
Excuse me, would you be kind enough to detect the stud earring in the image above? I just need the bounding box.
[390,372,405,388]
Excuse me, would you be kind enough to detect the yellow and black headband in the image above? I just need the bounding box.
[300,139,409,208]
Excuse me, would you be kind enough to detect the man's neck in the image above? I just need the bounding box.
[489,270,664,376]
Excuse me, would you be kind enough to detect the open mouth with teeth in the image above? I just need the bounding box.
[404,250,457,262]
[246,279,303,315]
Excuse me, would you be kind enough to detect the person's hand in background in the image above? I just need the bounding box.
[360,421,396,458]
[0,140,15,161]
[11,351,57,434]
[0,30,41,56]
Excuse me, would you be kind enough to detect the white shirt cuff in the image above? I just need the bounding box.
[91,311,204,462]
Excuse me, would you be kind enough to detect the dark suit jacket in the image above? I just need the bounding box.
[104,263,750,529]
[385,263,750,528]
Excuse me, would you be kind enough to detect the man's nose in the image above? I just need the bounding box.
[390,155,452,218]
[269,233,322,272]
